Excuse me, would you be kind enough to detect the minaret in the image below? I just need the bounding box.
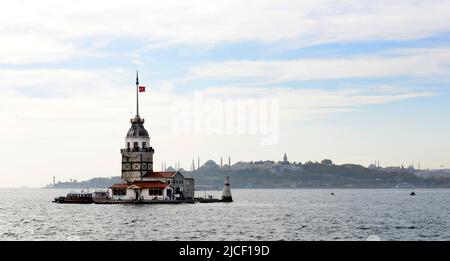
[221,157,223,167]
[120,71,154,183]
[221,176,233,202]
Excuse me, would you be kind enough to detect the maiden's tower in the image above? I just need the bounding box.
[53,71,232,204]
[120,72,154,182]
[110,72,195,202]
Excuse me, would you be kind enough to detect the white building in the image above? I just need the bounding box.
[283,153,288,164]
[111,181,174,201]
[142,171,194,199]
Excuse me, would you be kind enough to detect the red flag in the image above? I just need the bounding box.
[139,86,146,92]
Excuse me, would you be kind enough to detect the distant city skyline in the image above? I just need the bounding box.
[1,1,450,187]
[154,155,429,172]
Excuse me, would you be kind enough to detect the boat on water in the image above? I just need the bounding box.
[92,190,110,200]
[53,191,94,204]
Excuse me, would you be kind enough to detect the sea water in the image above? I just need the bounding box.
[0,188,449,241]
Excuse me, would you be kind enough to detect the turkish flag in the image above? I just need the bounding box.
[139,86,146,92]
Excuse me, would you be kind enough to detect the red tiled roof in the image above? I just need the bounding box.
[132,181,170,189]
[110,181,170,189]
[143,171,177,179]
[110,183,129,189]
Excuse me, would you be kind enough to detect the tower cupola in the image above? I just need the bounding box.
[127,115,149,138]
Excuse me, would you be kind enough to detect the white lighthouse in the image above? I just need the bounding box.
[120,71,154,183]
[221,176,233,202]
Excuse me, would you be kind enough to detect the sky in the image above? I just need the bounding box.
[1,0,450,187]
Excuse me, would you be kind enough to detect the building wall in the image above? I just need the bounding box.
[170,173,185,194]
[121,151,154,182]
[184,178,195,199]
[140,172,194,199]
[125,137,150,149]
[141,188,164,200]
[111,187,173,201]
[111,188,136,201]
[142,172,185,195]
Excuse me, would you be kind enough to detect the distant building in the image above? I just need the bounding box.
[166,166,176,172]
[201,160,219,170]
[406,165,416,172]
[415,169,450,178]
[283,153,288,164]
[368,164,377,170]
[321,159,333,166]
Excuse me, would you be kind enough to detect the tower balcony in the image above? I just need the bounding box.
[121,147,154,153]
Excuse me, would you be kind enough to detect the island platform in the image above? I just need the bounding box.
[53,197,224,204]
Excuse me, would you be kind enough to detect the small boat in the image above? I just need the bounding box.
[92,190,110,200]
[53,191,94,204]
[410,192,416,196]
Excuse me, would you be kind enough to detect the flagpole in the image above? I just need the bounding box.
[136,70,139,116]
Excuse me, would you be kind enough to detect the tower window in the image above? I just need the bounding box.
[127,142,130,149]
[142,142,146,148]
[133,142,139,149]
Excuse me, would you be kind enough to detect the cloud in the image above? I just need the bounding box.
[0,35,78,64]
[193,86,434,121]
[1,1,448,186]
[0,68,130,97]
[1,0,450,64]
[0,67,434,185]
[187,47,450,82]
[0,67,434,124]
[0,75,434,187]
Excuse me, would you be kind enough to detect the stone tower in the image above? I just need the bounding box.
[121,71,154,183]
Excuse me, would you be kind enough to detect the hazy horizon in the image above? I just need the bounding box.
[1,0,450,187]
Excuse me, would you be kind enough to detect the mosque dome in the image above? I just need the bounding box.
[368,164,377,169]
[205,160,218,166]
[201,160,219,170]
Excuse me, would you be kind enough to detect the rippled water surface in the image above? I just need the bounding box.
[1,188,450,241]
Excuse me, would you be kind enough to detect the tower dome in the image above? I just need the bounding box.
[126,115,149,138]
